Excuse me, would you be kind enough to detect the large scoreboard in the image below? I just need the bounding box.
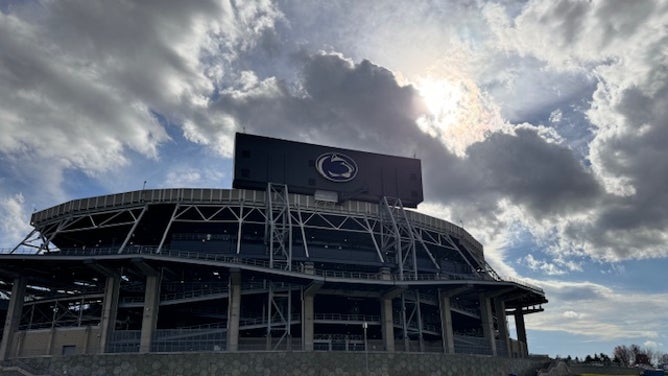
[232,133,423,208]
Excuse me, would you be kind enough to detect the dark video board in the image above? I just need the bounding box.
[232,133,423,208]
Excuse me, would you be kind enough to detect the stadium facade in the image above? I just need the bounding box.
[0,134,546,360]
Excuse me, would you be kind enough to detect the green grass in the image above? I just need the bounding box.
[577,373,640,376]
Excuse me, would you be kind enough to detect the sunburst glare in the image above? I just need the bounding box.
[416,76,502,156]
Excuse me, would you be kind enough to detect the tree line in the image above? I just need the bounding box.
[562,345,668,368]
[612,344,668,368]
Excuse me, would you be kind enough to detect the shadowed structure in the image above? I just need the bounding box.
[0,134,546,361]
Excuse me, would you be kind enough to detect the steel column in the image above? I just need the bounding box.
[0,277,26,360]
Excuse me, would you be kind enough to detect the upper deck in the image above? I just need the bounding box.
[30,188,484,261]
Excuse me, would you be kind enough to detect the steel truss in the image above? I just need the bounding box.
[379,197,439,280]
[11,206,148,254]
[16,190,490,281]
[11,229,51,254]
[20,294,104,330]
[265,282,293,350]
[265,184,292,271]
[156,200,267,254]
[399,290,425,352]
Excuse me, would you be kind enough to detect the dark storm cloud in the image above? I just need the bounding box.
[485,0,668,261]
[459,129,601,217]
[576,68,668,258]
[212,52,602,222]
[215,53,436,156]
[3,0,666,265]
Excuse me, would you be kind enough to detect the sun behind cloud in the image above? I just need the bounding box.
[415,75,503,155]
[417,78,463,125]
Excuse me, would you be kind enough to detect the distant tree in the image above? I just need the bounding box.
[630,344,642,362]
[599,353,611,365]
[644,348,656,366]
[585,355,593,363]
[613,344,663,367]
[659,352,668,365]
[614,345,633,367]
[636,353,650,366]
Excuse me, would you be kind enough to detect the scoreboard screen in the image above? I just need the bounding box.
[232,133,423,208]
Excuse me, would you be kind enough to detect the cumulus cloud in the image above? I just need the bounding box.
[0,193,31,251]
[0,0,281,198]
[526,279,668,340]
[164,167,226,188]
[562,310,584,319]
[478,0,668,262]
[2,0,667,271]
[0,0,667,356]
[519,254,580,276]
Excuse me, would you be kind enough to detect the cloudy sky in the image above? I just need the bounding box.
[1,0,667,358]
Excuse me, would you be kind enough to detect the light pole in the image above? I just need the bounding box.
[363,321,369,376]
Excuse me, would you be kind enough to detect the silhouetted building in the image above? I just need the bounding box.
[0,133,546,359]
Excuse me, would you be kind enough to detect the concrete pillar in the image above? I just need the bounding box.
[514,309,527,357]
[83,326,91,354]
[494,299,511,357]
[99,275,120,353]
[139,274,161,353]
[302,294,315,351]
[438,290,455,354]
[46,327,56,355]
[14,331,25,358]
[379,267,392,281]
[479,294,496,356]
[226,270,241,351]
[400,293,410,352]
[301,281,321,352]
[0,277,26,361]
[381,296,394,352]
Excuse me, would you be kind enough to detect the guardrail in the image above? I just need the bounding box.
[502,276,545,294]
[6,246,544,294]
[314,313,380,323]
[28,187,484,256]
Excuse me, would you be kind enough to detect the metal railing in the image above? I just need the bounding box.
[314,313,380,323]
[28,187,484,258]
[6,245,544,294]
[454,334,493,355]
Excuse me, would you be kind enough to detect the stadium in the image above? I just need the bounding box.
[0,133,546,361]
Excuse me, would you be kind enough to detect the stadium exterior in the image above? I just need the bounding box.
[0,134,546,361]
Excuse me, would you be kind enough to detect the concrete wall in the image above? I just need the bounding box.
[569,364,640,375]
[12,352,550,376]
[13,327,100,358]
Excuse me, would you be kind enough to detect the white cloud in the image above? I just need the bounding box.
[0,193,31,249]
[164,167,226,188]
[474,0,668,262]
[526,279,668,340]
[0,0,282,176]
[562,310,584,319]
[0,0,666,303]
[521,254,566,276]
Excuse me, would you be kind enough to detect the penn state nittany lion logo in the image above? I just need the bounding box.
[315,152,358,182]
